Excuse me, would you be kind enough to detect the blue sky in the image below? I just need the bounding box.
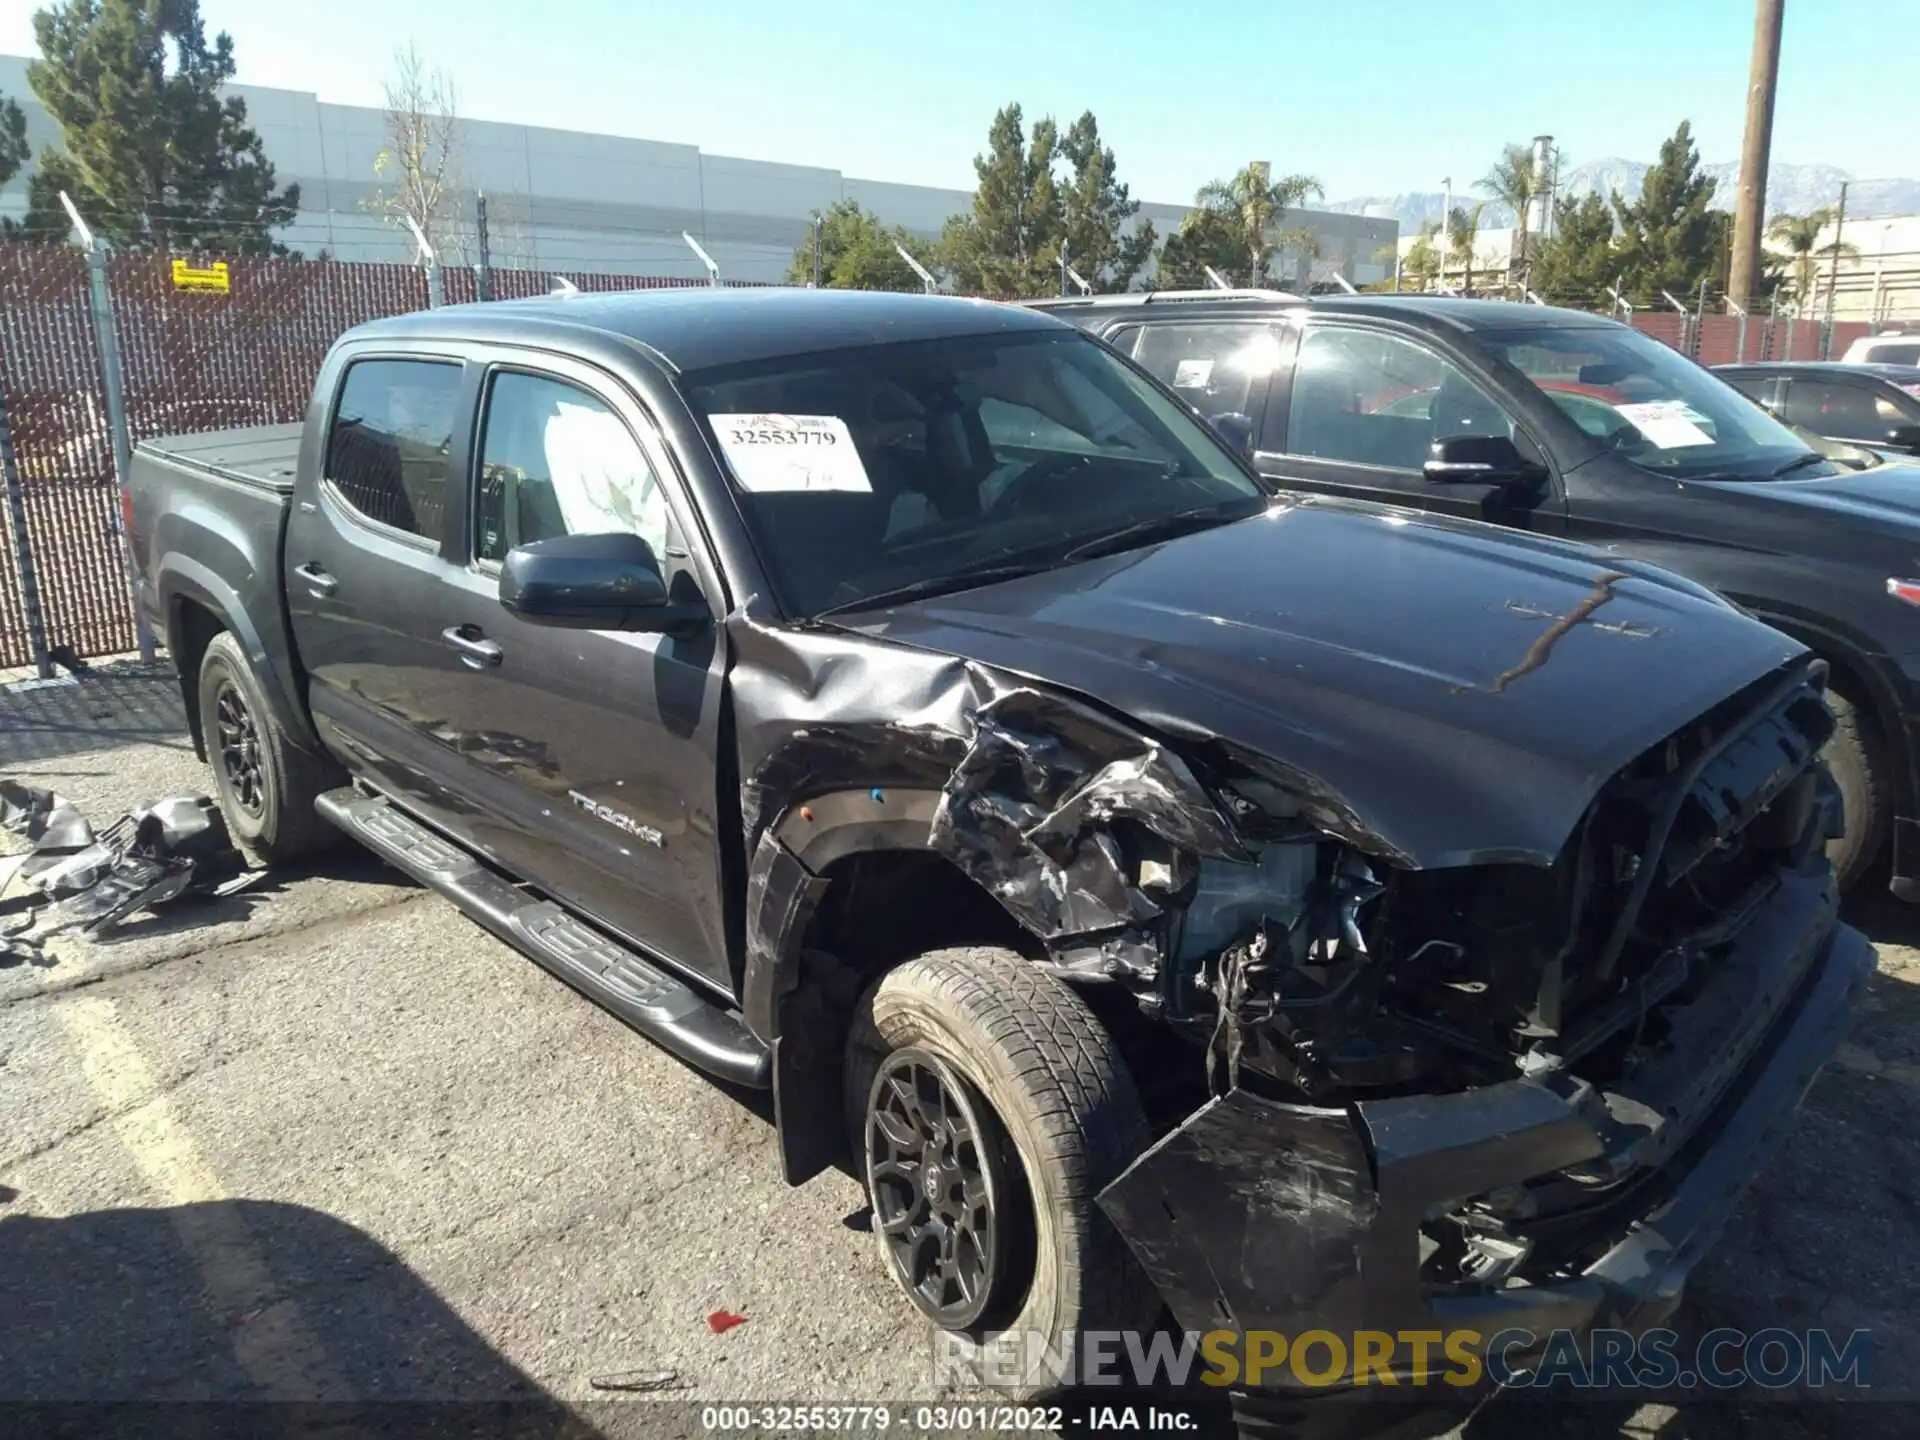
[0,0,1909,202]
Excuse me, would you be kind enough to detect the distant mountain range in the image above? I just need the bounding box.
[1327,159,1920,235]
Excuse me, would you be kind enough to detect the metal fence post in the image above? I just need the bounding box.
[475,192,492,302]
[63,193,156,663]
[0,378,53,679]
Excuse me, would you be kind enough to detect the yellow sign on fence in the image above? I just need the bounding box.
[170,259,230,292]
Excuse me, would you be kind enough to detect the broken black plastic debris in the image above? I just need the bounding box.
[0,783,246,937]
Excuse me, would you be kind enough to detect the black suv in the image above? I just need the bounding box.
[1033,289,1920,898]
[1715,360,1920,458]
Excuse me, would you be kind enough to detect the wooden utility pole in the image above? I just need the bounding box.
[1728,0,1785,309]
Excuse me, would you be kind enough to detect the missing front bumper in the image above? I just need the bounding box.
[1097,911,1875,1391]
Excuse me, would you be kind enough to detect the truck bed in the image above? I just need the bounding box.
[134,423,305,493]
[128,422,309,751]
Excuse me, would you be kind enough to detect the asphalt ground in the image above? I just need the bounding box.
[4,659,1919,1440]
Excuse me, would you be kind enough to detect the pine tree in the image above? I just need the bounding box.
[0,93,25,191]
[1058,111,1154,292]
[1528,193,1618,307]
[1611,121,1719,304]
[787,199,925,291]
[941,104,1067,297]
[20,0,300,254]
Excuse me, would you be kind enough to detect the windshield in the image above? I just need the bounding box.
[683,330,1266,617]
[1483,325,1835,480]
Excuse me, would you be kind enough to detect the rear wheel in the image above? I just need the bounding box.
[1824,684,1888,894]
[197,631,340,866]
[844,946,1160,1394]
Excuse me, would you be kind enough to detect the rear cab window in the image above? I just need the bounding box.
[324,359,464,542]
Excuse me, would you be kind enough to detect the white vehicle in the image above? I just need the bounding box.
[1841,331,1920,366]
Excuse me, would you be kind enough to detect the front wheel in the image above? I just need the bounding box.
[197,631,341,866]
[1823,685,1889,894]
[844,946,1160,1394]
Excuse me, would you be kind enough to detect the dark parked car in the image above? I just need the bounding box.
[1715,360,1920,458]
[127,289,1866,1427]
[1033,289,1920,897]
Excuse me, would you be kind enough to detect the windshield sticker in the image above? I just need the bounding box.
[1616,400,1714,449]
[1172,358,1215,389]
[710,414,871,492]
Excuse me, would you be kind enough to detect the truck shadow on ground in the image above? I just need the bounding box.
[0,1198,611,1437]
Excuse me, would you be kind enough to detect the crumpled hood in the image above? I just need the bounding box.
[848,497,1807,869]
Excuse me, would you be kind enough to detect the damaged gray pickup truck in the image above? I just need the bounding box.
[128,288,1872,1427]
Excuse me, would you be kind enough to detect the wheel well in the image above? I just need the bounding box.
[799,849,1036,985]
[171,597,225,759]
[771,848,1038,1185]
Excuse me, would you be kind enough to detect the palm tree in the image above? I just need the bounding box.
[1193,165,1324,286]
[1479,144,1540,266]
[1447,202,1484,294]
[1767,208,1859,316]
[1404,223,1441,291]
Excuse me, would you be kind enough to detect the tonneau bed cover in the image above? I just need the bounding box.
[134,423,304,493]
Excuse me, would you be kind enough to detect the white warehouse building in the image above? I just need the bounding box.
[0,55,1396,288]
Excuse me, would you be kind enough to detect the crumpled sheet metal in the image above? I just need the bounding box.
[0,781,244,944]
[930,690,1246,941]
[726,612,1248,945]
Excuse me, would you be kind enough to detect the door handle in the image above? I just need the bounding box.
[441,625,504,670]
[293,562,337,598]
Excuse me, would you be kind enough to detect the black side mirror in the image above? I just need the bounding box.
[1884,423,1920,454]
[1423,434,1546,493]
[499,532,708,635]
[1208,411,1256,459]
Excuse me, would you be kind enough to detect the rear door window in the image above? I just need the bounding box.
[324,359,463,541]
[1129,322,1285,427]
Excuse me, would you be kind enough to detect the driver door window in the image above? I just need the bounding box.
[1266,325,1527,521]
[1284,326,1516,471]
[1782,378,1901,441]
[474,370,670,565]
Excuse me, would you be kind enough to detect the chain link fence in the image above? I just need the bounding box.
[0,246,764,671]
[1,240,1916,671]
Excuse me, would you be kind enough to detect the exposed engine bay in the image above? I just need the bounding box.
[926,657,1840,1111]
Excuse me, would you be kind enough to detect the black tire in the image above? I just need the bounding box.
[844,945,1160,1395]
[1824,685,1888,894]
[197,631,341,866]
